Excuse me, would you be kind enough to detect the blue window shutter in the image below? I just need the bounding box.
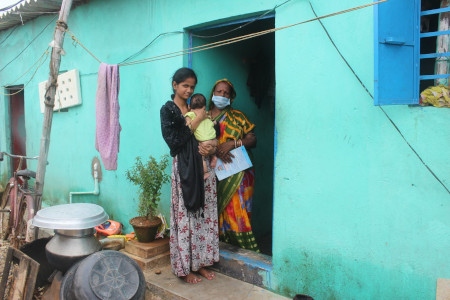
[374,0,420,105]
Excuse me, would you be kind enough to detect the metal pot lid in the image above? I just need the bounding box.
[32,203,108,229]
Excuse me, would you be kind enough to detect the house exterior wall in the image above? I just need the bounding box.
[1,0,450,299]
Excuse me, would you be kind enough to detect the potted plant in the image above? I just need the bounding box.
[125,154,170,242]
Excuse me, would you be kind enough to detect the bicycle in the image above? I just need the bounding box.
[0,151,39,249]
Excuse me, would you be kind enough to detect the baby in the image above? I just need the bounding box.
[185,93,218,179]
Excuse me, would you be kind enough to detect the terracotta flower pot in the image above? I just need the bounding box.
[129,216,162,243]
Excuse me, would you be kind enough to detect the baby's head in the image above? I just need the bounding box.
[190,93,206,109]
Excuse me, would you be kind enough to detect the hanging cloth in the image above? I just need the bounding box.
[95,63,121,170]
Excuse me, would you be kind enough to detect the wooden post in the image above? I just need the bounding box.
[34,0,74,211]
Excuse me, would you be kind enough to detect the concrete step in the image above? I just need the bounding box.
[121,238,289,299]
[212,242,273,288]
[143,264,290,300]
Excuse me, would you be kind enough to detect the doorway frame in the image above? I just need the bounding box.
[186,13,276,256]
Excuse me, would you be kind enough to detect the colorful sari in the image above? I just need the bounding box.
[214,107,260,252]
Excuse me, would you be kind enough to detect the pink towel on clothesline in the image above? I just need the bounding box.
[95,63,121,170]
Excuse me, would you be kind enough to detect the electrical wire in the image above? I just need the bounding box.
[119,31,184,64]
[309,2,450,194]
[118,27,274,66]
[309,2,372,97]
[1,0,380,72]
[0,24,17,45]
[1,0,443,195]
[1,47,50,96]
[119,0,293,63]
[0,14,57,73]
[6,11,62,14]
[119,1,383,67]
[63,0,287,66]
[0,0,25,12]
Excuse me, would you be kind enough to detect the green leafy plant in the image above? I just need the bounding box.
[125,154,170,219]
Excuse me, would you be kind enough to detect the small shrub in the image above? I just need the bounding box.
[125,154,170,218]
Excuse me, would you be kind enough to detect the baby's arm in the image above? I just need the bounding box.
[185,115,193,123]
[200,139,218,147]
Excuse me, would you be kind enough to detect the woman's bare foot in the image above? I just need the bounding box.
[198,268,215,280]
[181,273,202,284]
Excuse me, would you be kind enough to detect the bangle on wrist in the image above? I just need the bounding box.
[234,139,237,148]
[238,139,242,147]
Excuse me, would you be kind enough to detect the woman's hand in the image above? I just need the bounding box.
[242,132,256,149]
[216,132,256,163]
[198,139,217,156]
[216,140,235,163]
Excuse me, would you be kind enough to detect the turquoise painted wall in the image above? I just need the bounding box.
[1,0,450,299]
[273,1,450,299]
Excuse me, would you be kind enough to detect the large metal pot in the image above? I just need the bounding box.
[32,203,108,273]
[45,228,102,273]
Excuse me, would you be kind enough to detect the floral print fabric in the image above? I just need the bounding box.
[169,156,219,277]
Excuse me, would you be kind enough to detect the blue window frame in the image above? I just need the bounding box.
[374,0,450,105]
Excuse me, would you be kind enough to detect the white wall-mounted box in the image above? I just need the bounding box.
[39,69,82,113]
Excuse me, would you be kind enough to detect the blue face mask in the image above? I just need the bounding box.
[211,95,230,109]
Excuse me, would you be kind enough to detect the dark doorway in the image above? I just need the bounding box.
[189,15,275,255]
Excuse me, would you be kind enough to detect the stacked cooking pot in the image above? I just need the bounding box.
[33,203,145,299]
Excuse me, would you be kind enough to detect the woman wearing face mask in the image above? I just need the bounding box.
[208,78,259,252]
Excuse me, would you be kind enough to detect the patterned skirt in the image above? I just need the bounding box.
[219,168,260,252]
[169,156,219,277]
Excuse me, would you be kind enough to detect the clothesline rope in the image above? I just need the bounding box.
[0,1,385,96]
[124,0,386,66]
[67,0,385,67]
[67,30,102,63]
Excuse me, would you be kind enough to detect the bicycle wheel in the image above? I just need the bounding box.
[1,182,12,240]
[11,197,29,249]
